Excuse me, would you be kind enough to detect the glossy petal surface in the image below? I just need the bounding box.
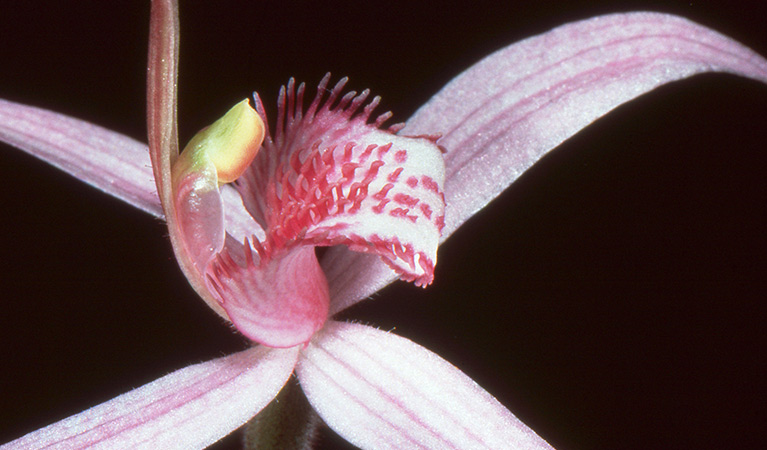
[297,322,553,450]
[2,346,299,450]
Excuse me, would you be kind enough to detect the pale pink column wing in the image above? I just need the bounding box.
[324,12,767,311]
[2,346,299,450]
[297,322,553,450]
[402,12,767,239]
[0,98,162,217]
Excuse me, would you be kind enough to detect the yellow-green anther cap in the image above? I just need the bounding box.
[178,98,265,184]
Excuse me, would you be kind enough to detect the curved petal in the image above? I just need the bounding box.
[238,76,445,286]
[296,322,552,450]
[0,98,162,217]
[402,12,767,240]
[2,346,299,450]
[324,247,397,315]
[0,99,257,240]
[320,13,767,314]
[208,245,330,348]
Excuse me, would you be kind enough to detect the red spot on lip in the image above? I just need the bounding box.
[419,203,433,219]
[387,167,403,182]
[364,160,384,181]
[394,193,419,208]
[341,163,359,183]
[390,208,418,223]
[421,176,440,193]
[372,199,390,213]
[359,144,376,163]
[343,142,355,161]
[232,74,446,295]
[377,143,393,158]
[373,183,394,200]
[435,214,445,232]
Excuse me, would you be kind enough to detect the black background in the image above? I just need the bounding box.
[1,1,766,449]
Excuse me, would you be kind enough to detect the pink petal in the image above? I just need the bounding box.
[296,321,552,449]
[0,97,259,255]
[2,346,299,450]
[238,76,445,286]
[319,13,767,314]
[323,247,397,315]
[208,245,330,348]
[0,98,162,217]
[0,99,258,240]
[402,12,767,240]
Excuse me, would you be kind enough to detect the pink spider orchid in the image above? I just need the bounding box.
[2,1,766,449]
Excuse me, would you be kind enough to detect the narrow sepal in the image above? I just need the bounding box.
[0,99,162,217]
[147,0,180,198]
[2,346,299,450]
[0,98,257,241]
[403,12,767,240]
[323,12,767,312]
[296,322,553,450]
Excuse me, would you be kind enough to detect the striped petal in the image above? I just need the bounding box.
[325,12,767,313]
[403,12,767,240]
[0,98,161,217]
[0,97,260,255]
[2,346,299,450]
[324,248,397,315]
[208,245,330,348]
[296,321,552,450]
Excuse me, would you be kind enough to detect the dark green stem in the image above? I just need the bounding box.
[243,376,322,449]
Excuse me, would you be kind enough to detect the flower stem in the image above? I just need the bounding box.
[243,377,322,449]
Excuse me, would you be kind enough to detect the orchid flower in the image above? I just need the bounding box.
[2,1,766,449]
